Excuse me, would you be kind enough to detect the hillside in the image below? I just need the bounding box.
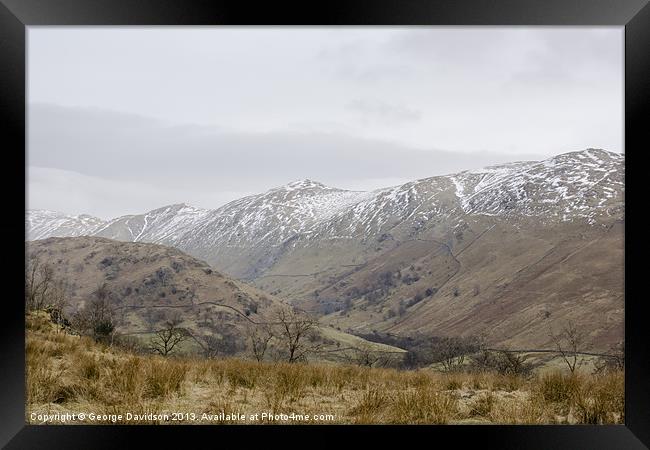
[315,219,623,352]
[26,236,402,361]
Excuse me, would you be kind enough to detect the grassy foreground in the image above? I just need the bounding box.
[26,312,624,425]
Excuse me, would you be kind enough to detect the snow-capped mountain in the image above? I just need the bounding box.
[448,149,623,222]
[27,149,624,277]
[282,148,623,243]
[176,179,372,250]
[94,203,211,244]
[27,210,105,241]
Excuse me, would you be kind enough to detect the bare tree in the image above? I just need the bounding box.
[45,278,69,328]
[273,307,322,363]
[71,284,116,343]
[24,255,69,325]
[149,319,189,357]
[439,340,466,371]
[594,341,625,373]
[26,269,70,330]
[551,321,585,373]
[609,341,625,371]
[198,335,224,359]
[246,324,274,362]
[25,257,56,311]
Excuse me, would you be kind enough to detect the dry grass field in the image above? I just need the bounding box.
[26,312,624,425]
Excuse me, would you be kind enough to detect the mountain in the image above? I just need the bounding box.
[26,149,624,351]
[152,179,373,277]
[27,149,623,271]
[27,210,105,240]
[26,236,401,360]
[448,149,623,222]
[94,203,211,244]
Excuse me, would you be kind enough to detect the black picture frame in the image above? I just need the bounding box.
[1,1,648,448]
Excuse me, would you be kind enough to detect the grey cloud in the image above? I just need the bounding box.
[28,103,546,216]
[27,166,255,219]
[29,28,622,155]
[316,33,413,83]
[508,29,622,90]
[29,103,538,184]
[328,61,412,84]
[316,38,368,61]
[352,28,621,90]
[346,99,422,124]
[383,28,514,64]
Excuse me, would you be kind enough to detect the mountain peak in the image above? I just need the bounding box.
[144,203,204,215]
[280,179,332,191]
[551,148,622,161]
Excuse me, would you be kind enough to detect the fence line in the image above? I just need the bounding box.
[484,348,619,359]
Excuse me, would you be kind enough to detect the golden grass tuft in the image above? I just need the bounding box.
[573,371,624,424]
[469,392,495,417]
[25,313,625,425]
[143,359,188,399]
[537,371,580,404]
[390,388,457,424]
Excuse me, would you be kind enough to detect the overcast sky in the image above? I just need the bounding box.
[27,27,623,219]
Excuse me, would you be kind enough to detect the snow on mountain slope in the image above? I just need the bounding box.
[300,149,623,242]
[27,149,624,263]
[447,149,623,223]
[93,203,211,244]
[301,176,458,241]
[26,180,373,271]
[173,179,371,251]
[26,210,106,241]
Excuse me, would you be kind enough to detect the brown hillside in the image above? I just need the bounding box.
[26,236,403,360]
[315,218,623,352]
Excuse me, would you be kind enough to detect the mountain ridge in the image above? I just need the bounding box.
[28,148,623,241]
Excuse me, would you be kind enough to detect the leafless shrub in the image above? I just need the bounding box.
[471,349,533,376]
[496,350,533,376]
[246,324,274,362]
[195,325,244,358]
[70,283,116,344]
[198,335,227,358]
[594,341,624,374]
[550,321,585,373]
[432,336,482,372]
[346,343,382,367]
[25,257,67,312]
